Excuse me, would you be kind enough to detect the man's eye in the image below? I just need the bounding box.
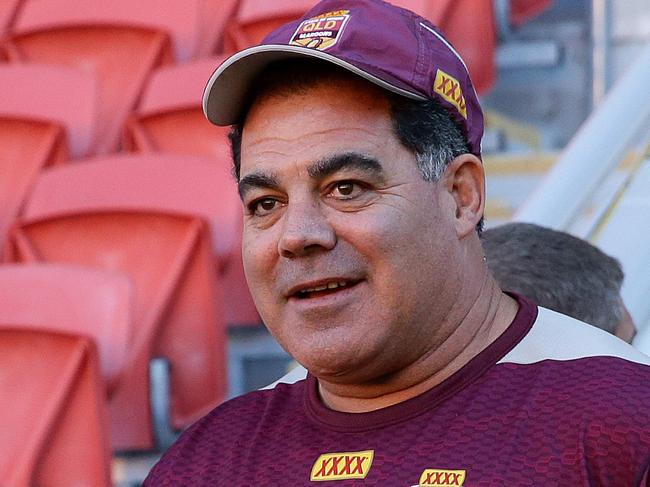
[250,198,278,216]
[331,181,360,198]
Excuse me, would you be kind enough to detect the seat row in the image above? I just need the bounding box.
[0,265,126,486]
[0,0,503,154]
[0,261,224,486]
[6,157,238,449]
[0,159,243,486]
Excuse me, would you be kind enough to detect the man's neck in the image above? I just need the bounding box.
[316,276,519,413]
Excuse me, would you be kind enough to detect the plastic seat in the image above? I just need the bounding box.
[0,328,111,487]
[223,0,315,52]
[123,72,261,326]
[8,0,202,59]
[434,0,496,95]
[3,0,198,154]
[0,63,98,251]
[124,56,232,160]
[6,155,232,451]
[0,117,66,253]
[222,226,262,326]
[196,0,240,55]
[510,0,553,27]
[0,64,97,158]
[20,153,240,261]
[0,263,133,390]
[392,0,496,94]
[0,0,22,36]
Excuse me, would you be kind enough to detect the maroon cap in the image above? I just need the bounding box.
[203,0,483,156]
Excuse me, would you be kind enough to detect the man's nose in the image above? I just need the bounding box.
[278,199,336,258]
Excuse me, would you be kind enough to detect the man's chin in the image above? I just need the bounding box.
[297,350,375,383]
[269,321,381,378]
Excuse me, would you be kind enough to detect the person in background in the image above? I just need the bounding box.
[482,222,636,343]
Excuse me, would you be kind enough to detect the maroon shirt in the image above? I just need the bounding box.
[145,296,650,486]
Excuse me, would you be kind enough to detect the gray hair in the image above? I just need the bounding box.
[389,95,472,183]
[481,222,625,334]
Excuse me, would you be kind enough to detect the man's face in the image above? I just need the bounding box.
[238,79,463,380]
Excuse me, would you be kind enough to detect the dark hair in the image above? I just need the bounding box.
[481,222,625,334]
[229,59,483,232]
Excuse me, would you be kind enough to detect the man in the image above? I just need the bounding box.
[145,1,650,485]
[482,222,637,343]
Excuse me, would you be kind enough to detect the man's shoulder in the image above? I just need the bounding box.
[143,379,307,485]
[501,305,650,369]
[494,306,650,415]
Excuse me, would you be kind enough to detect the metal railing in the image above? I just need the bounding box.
[513,42,650,231]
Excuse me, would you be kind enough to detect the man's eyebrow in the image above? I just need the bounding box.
[238,172,280,199]
[307,153,384,181]
[237,153,383,198]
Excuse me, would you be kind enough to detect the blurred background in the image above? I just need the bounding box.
[0,0,649,485]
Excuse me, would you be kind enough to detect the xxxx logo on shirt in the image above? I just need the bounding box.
[417,468,466,487]
[310,450,374,481]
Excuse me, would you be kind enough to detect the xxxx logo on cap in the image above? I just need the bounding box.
[433,69,467,119]
[290,10,351,51]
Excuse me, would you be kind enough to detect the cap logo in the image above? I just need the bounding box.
[433,69,467,119]
[310,450,374,481]
[290,10,351,51]
[418,469,466,487]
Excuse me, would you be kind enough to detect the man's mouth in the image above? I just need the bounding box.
[290,279,361,299]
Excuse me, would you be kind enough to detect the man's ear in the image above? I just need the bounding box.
[440,154,485,238]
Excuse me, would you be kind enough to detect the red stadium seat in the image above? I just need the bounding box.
[0,63,98,251]
[433,0,496,94]
[0,263,133,390]
[222,226,262,326]
[124,56,231,160]
[0,118,66,253]
[6,155,233,450]
[392,0,496,94]
[3,0,191,154]
[510,0,553,27]
[19,154,240,262]
[124,64,261,326]
[8,0,203,60]
[0,0,21,36]
[223,0,315,52]
[196,0,240,55]
[0,329,111,487]
[0,64,97,157]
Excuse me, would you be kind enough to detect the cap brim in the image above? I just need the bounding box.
[202,44,426,126]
